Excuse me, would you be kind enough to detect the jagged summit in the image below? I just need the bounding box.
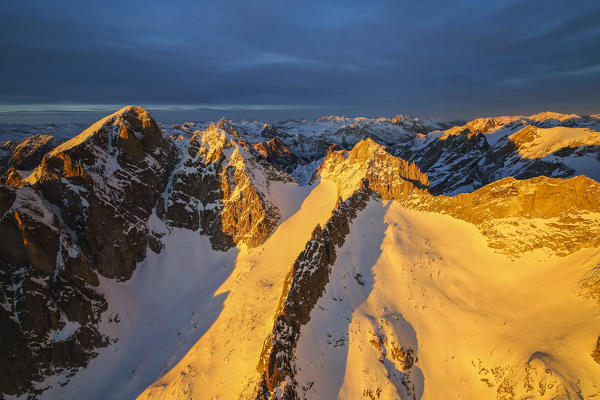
[315,138,429,200]
[25,105,165,187]
[442,117,501,138]
[159,118,290,250]
[47,105,159,156]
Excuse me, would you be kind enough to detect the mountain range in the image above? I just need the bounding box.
[1,106,599,399]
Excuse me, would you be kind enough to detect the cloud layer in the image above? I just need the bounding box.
[1,0,599,118]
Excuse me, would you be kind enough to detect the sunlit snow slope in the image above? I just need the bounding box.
[294,200,600,399]
[29,178,338,400]
[137,180,340,399]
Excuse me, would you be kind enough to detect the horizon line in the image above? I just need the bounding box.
[0,103,323,114]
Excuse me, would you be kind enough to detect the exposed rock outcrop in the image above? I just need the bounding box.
[253,138,299,173]
[252,133,334,184]
[576,264,600,305]
[0,134,57,174]
[254,138,600,399]
[426,175,600,256]
[0,106,300,397]
[255,182,373,399]
[314,138,429,200]
[0,185,107,396]
[393,128,499,194]
[1,166,25,187]
[158,121,288,250]
[592,337,600,365]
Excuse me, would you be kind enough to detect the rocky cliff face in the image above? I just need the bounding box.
[158,121,288,250]
[1,166,25,187]
[254,141,431,400]
[0,105,176,396]
[25,105,175,280]
[252,138,300,174]
[315,138,429,200]
[0,107,304,397]
[251,138,600,400]
[251,129,334,185]
[393,127,500,194]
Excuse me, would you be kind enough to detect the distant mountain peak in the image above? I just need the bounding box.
[526,111,581,122]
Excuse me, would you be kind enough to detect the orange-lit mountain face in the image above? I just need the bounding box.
[1,107,599,399]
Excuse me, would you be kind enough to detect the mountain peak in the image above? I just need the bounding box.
[45,105,160,159]
[317,138,429,199]
[442,117,500,138]
[527,111,581,122]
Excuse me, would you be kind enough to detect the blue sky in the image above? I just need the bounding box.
[1,0,599,119]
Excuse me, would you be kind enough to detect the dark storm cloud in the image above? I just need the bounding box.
[1,0,599,118]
